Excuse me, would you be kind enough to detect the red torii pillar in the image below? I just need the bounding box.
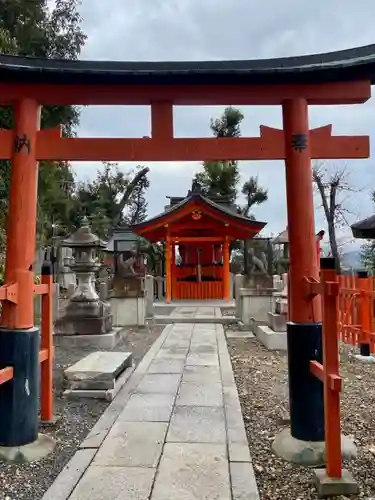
[281,98,325,448]
[0,99,41,447]
[258,114,369,455]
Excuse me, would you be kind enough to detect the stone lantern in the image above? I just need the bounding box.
[55,217,114,339]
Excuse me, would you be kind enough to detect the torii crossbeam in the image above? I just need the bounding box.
[0,123,368,162]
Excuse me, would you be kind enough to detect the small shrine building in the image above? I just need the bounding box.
[131,182,266,302]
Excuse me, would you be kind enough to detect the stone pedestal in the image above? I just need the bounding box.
[229,273,234,300]
[234,274,244,319]
[59,247,76,290]
[273,272,288,315]
[145,275,154,318]
[267,311,286,332]
[155,276,164,300]
[252,273,288,351]
[108,272,146,326]
[240,288,274,325]
[56,300,113,336]
[109,297,145,326]
[313,468,358,497]
[273,427,357,466]
[255,324,288,350]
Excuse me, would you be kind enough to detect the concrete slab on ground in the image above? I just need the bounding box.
[255,324,287,351]
[64,351,133,390]
[226,330,255,339]
[43,314,259,500]
[63,364,135,401]
[313,468,359,497]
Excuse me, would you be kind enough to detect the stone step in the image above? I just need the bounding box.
[64,365,135,402]
[64,351,133,400]
[255,324,287,351]
[155,315,238,325]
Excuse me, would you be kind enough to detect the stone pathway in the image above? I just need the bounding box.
[43,318,259,500]
[155,305,237,325]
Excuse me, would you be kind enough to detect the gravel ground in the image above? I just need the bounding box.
[228,336,375,500]
[0,324,164,500]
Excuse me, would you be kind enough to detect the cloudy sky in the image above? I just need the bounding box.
[72,0,375,250]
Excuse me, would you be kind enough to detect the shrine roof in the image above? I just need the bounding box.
[1,44,375,85]
[272,228,289,244]
[131,182,266,242]
[104,226,139,252]
[351,215,375,239]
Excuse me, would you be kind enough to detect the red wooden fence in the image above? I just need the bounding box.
[0,270,54,421]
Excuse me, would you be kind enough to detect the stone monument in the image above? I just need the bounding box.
[272,272,288,323]
[108,250,146,326]
[245,247,273,289]
[253,272,288,350]
[54,218,119,349]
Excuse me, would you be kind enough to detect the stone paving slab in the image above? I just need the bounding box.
[155,314,236,325]
[44,314,259,500]
[156,347,189,360]
[186,352,219,366]
[147,358,185,374]
[182,365,221,383]
[41,449,96,500]
[93,421,168,467]
[151,443,231,500]
[136,373,181,393]
[69,466,155,500]
[230,462,260,500]
[176,381,223,406]
[167,405,226,443]
[118,393,175,422]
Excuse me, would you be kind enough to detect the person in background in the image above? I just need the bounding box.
[316,230,325,264]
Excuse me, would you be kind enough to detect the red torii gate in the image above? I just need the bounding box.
[0,114,368,162]
[0,51,371,494]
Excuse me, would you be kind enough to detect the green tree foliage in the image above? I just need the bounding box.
[0,0,87,246]
[194,108,268,215]
[360,240,375,274]
[240,176,268,218]
[193,108,270,272]
[125,166,150,225]
[70,163,150,239]
[194,107,243,202]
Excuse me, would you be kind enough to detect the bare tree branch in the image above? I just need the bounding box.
[112,166,150,227]
[312,160,358,272]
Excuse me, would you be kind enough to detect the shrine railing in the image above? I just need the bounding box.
[0,261,54,421]
[174,264,223,281]
[337,272,375,354]
[307,259,343,479]
[175,281,223,300]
